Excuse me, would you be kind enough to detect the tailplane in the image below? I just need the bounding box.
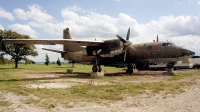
[42,48,66,53]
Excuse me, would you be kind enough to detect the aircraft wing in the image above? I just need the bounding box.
[2,39,104,46]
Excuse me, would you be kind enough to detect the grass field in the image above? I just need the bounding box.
[0,64,199,110]
[0,63,125,71]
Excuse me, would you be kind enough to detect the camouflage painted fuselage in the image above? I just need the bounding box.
[61,28,194,65]
[62,39,195,65]
[127,42,194,63]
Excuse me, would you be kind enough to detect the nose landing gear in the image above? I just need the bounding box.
[163,62,176,75]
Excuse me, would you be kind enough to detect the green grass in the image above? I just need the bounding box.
[68,82,183,100]
[0,80,184,102]
[0,64,124,71]
[169,73,193,81]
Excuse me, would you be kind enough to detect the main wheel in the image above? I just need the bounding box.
[92,65,99,72]
[167,62,175,68]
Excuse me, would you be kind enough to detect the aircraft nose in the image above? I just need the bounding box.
[190,51,195,56]
[189,50,195,55]
[181,49,195,56]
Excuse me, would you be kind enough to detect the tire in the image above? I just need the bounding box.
[167,63,172,68]
[92,65,99,72]
[167,62,175,68]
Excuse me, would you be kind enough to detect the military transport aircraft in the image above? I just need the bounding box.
[3,28,195,72]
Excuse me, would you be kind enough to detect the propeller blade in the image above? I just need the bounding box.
[126,28,130,40]
[124,47,127,61]
[156,34,159,42]
[117,35,126,43]
[116,27,132,61]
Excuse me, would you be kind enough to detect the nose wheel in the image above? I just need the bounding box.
[167,62,176,69]
[164,62,176,74]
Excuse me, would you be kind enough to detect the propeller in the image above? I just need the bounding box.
[156,34,159,42]
[153,34,159,42]
[116,28,132,61]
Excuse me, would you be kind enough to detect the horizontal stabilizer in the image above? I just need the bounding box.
[42,48,66,53]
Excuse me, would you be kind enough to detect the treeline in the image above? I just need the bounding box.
[0,55,35,65]
[0,58,15,64]
[0,59,26,64]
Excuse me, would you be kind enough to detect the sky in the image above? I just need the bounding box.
[0,0,200,62]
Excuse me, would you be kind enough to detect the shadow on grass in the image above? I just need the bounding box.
[0,70,171,82]
[52,66,75,69]
[0,67,25,71]
[0,73,90,82]
[105,72,127,77]
[0,71,127,82]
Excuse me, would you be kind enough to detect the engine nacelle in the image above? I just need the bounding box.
[100,39,124,57]
[85,39,124,57]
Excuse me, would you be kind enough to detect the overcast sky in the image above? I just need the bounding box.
[0,0,200,62]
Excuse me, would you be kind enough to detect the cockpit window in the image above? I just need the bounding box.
[162,43,167,47]
[162,43,174,47]
[147,46,152,51]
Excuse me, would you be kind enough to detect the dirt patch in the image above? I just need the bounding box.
[0,92,46,112]
[25,83,76,89]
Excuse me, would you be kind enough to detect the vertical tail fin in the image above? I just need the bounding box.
[63,28,71,51]
[63,28,71,39]
[63,28,83,52]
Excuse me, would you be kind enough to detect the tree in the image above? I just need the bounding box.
[23,56,32,65]
[45,53,50,66]
[0,29,38,68]
[56,57,61,66]
[0,53,6,64]
[0,30,6,64]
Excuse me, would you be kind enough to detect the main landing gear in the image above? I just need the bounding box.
[92,56,102,72]
[126,64,136,75]
[90,56,104,77]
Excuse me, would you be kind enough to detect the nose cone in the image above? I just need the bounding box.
[189,50,195,55]
[181,49,195,57]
